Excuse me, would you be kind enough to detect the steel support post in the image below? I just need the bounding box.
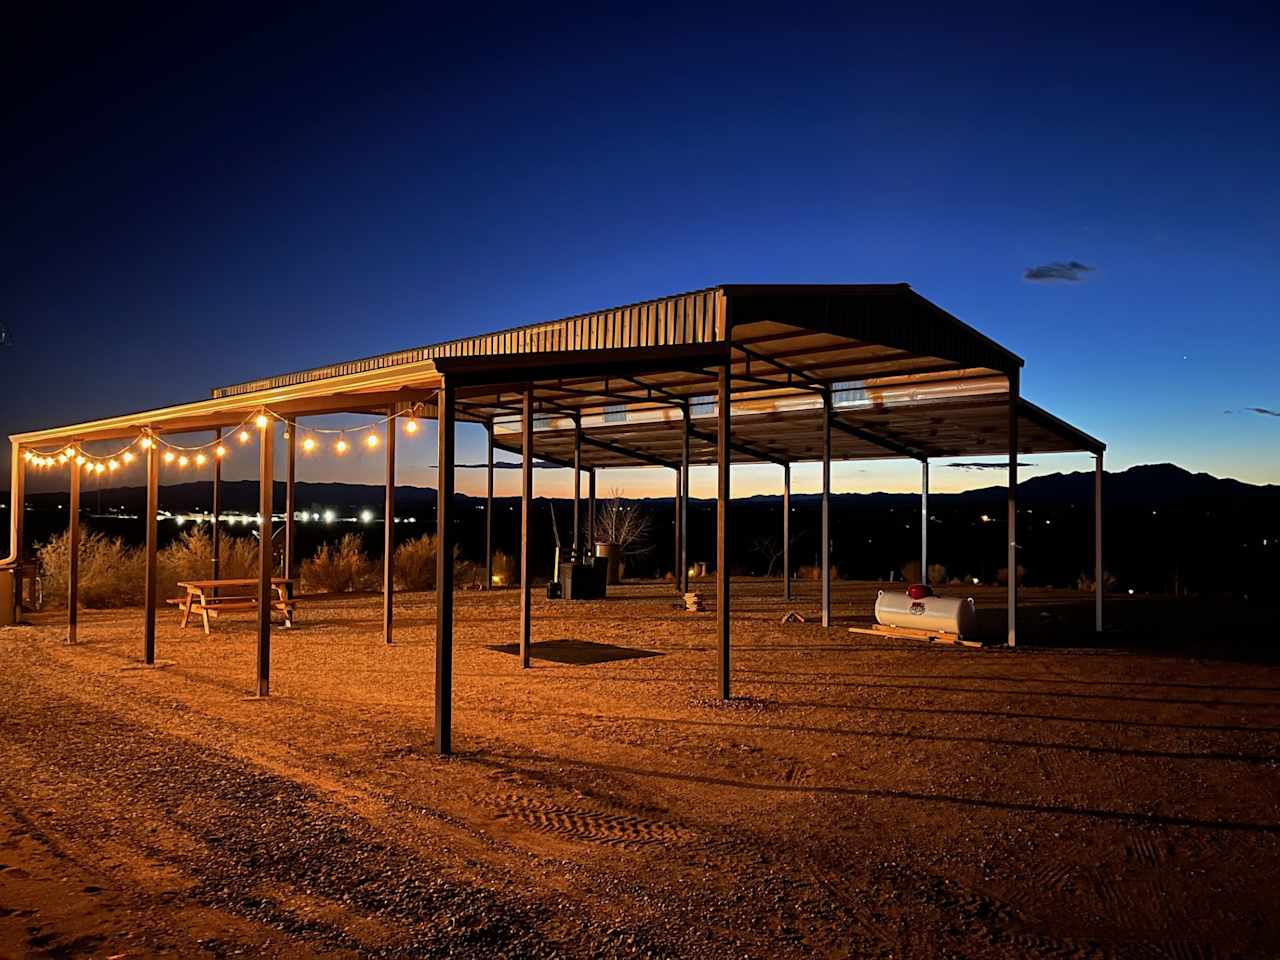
[1095,451,1104,633]
[211,429,221,581]
[573,419,582,559]
[716,364,731,698]
[1007,370,1019,647]
[588,468,596,555]
[680,405,690,594]
[67,454,80,644]
[143,440,159,665]
[921,460,929,584]
[485,421,494,589]
[519,387,533,668]
[783,463,791,600]
[285,422,297,579]
[256,421,274,696]
[383,407,396,644]
[435,384,455,754]
[821,390,832,628]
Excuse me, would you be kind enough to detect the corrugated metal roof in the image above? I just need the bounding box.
[212,287,723,398]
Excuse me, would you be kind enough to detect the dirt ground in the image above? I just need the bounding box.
[1,579,1278,959]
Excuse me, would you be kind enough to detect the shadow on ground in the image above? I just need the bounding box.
[487,638,663,664]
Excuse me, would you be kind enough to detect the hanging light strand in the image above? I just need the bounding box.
[21,396,432,472]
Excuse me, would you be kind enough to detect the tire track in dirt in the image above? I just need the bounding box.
[491,793,695,849]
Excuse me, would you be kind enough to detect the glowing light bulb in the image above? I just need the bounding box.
[122,451,135,464]
[75,455,86,466]
[215,445,227,458]
[64,447,75,458]
[163,451,175,464]
[23,451,33,462]
[360,509,373,523]
[140,437,152,450]
[302,436,316,453]
[195,453,207,466]
[108,459,120,471]
[255,414,269,429]
[238,430,250,444]
[57,454,68,464]
[94,462,106,474]
[365,432,379,449]
[84,462,94,473]
[404,418,418,434]
[178,455,189,467]
[335,437,348,454]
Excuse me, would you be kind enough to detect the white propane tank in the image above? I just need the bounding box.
[875,590,977,636]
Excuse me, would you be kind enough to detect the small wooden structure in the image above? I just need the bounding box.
[848,623,983,648]
[171,578,298,635]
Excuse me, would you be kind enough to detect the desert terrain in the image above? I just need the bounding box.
[1,580,1278,958]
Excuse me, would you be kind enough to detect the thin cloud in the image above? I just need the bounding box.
[1024,260,1094,282]
[947,461,1037,470]
[1223,407,1280,418]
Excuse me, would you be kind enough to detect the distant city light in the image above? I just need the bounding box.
[323,509,336,524]
[360,509,374,523]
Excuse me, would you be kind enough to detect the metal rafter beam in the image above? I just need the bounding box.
[735,344,826,390]
[579,433,676,470]
[688,426,785,467]
[491,439,577,471]
[829,414,927,461]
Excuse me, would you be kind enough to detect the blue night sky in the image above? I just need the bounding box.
[4,3,1277,499]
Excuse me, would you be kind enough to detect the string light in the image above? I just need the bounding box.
[21,404,422,473]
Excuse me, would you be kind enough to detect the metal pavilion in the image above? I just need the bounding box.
[4,283,1105,754]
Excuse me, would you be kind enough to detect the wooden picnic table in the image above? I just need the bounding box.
[171,578,299,634]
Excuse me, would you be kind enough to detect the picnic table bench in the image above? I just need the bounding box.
[169,578,301,634]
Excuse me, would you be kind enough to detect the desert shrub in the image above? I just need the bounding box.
[995,564,1027,586]
[301,534,376,593]
[927,563,948,585]
[455,556,480,589]
[37,530,146,609]
[1076,570,1117,593]
[490,549,516,587]
[158,528,261,600]
[394,534,437,591]
[900,560,921,583]
[796,564,839,581]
